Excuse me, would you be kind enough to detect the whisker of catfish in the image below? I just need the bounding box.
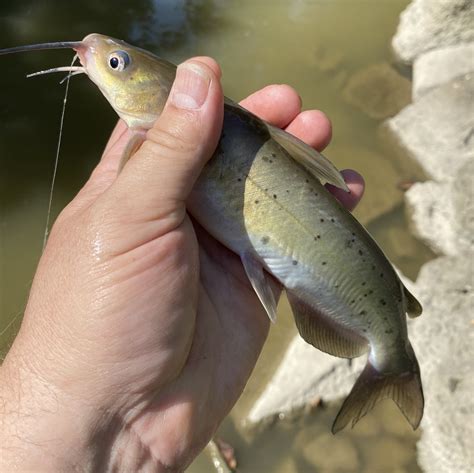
[27,66,85,78]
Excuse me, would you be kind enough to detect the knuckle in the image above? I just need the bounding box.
[145,118,199,157]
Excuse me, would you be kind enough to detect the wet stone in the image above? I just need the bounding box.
[274,457,297,473]
[363,437,412,471]
[343,63,411,119]
[301,433,360,471]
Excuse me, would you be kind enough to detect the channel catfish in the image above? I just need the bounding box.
[0,33,424,433]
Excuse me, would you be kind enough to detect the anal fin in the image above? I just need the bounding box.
[287,290,368,359]
[241,253,278,323]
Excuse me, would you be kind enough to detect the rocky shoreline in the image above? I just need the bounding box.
[246,1,473,471]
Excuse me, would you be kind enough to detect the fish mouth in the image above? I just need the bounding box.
[73,43,88,67]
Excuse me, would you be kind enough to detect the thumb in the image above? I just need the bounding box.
[104,58,223,230]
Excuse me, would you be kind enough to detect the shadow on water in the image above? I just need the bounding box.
[1,1,432,471]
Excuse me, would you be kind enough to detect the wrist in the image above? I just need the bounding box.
[0,344,174,472]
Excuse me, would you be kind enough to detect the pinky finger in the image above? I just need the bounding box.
[326,169,365,212]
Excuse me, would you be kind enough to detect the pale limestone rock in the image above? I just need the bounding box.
[392,0,474,63]
[413,43,474,99]
[386,75,474,181]
[410,255,474,473]
[405,159,474,256]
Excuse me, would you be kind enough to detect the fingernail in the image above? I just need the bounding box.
[171,62,211,110]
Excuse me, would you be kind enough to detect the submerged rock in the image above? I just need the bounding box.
[301,432,360,471]
[413,42,474,99]
[246,335,365,426]
[392,0,474,63]
[342,63,411,119]
[386,75,474,181]
[362,437,412,471]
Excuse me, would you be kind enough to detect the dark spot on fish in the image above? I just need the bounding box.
[380,299,387,306]
[368,290,373,294]
[385,328,394,334]
[364,294,368,297]
[358,250,363,256]
[273,194,277,199]
[322,261,327,265]
[265,188,268,192]
[351,300,355,304]
[351,232,356,236]
[362,328,367,333]
[314,192,319,196]
[316,234,321,239]
[305,179,309,183]
[292,260,298,266]
[331,218,335,223]
[262,156,269,162]
[261,236,269,244]
[320,218,325,223]
[237,178,242,182]
[254,200,259,204]
[271,153,276,158]
[372,265,376,270]
[362,282,366,286]
[380,273,384,278]
[269,159,273,163]
[351,238,356,243]
[286,190,290,193]
[383,317,388,321]
[360,310,367,315]
[335,284,339,288]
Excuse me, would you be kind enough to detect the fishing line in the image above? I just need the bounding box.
[42,54,78,250]
[1,56,80,342]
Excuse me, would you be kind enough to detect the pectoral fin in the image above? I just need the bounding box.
[267,124,349,191]
[118,130,147,174]
[241,253,278,323]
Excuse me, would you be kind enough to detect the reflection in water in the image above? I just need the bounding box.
[0,1,428,471]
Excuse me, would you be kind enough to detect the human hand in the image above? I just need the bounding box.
[0,57,364,472]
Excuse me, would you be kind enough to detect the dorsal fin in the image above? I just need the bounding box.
[403,286,423,318]
[267,124,349,191]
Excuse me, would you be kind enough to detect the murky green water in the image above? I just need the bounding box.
[0,1,434,471]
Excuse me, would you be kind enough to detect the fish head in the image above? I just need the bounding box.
[76,33,176,129]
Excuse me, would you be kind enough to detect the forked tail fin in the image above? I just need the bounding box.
[332,352,424,434]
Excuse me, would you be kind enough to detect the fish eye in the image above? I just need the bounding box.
[108,51,130,71]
